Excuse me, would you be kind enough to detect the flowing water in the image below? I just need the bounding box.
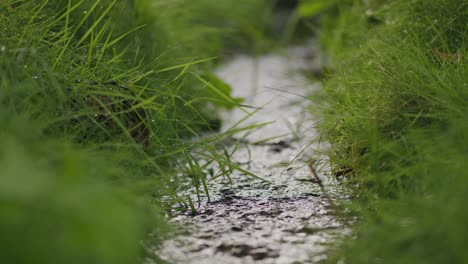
[156,40,350,264]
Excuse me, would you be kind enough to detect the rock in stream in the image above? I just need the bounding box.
[156,40,350,264]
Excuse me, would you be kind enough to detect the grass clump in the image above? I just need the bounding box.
[299,0,468,262]
[0,0,272,263]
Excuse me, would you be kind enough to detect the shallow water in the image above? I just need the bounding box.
[157,40,350,264]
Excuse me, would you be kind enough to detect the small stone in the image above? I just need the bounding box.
[250,248,270,260]
[231,226,243,232]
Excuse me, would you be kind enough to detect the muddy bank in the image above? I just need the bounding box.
[156,40,350,264]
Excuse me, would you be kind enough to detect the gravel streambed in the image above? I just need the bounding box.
[157,41,350,264]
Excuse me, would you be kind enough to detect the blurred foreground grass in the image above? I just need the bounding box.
[298,0,468,262]
[0,0,273,263]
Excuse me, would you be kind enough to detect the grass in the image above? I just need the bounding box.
[0,0,273,263]
[8,0,467,262]
[296,0,468,262]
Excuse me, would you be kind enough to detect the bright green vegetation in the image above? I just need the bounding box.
[299,0,467,263]
[0,0,272,263]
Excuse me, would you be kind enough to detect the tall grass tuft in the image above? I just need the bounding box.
[0,0,273,263]
[298,0,468,262]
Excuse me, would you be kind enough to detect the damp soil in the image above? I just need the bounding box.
[156,40,351,264]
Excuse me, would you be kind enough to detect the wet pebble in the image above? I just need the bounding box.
[231,226,243,232]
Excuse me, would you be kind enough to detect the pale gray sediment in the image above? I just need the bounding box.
[156,40,350,264]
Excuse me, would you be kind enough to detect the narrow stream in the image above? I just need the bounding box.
[157,40,349,264]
